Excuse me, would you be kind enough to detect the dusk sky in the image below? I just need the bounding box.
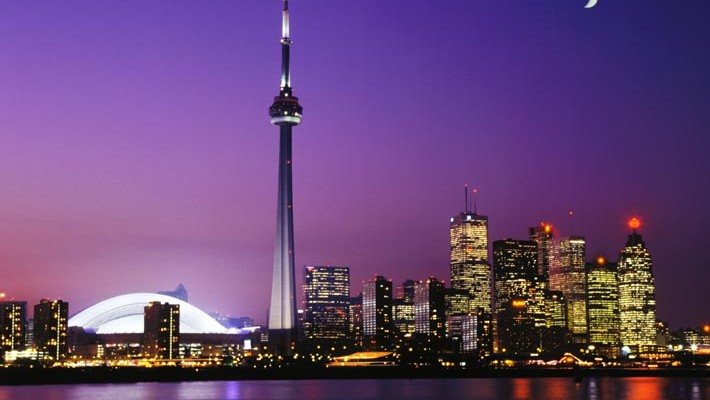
[0,0,708,329]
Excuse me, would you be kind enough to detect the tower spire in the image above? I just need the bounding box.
[280,0,292,91]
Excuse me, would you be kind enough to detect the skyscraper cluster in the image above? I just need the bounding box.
[297,189,662,361]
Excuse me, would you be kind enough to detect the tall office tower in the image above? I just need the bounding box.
[414,278,446,339]
[0,301,27,351]
[33,299,68,361]
[529,223,554,285]
[349,294,363,349]
[158,283,188,302]
[450,188,491,313]
[268,0,303,356]
[618,218,657,351]
[303,266,350,342]
[143,301,180,359]
[549,236,588,344]
[586,257,620,359]
[362,276,393,350]
[393,280,416,338]
[492,239,538,315]
[492,239,538,353]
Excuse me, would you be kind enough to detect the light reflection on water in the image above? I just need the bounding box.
[0,377,709,400]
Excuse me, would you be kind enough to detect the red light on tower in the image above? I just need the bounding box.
[629,217,641,230]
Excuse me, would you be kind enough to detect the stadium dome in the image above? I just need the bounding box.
[68,293,227,334]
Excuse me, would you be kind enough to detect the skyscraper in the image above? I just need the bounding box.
[586,257,620,359]
[393,280,416,338]
[542,290,569,355]
[268,0,303,356]
[497,298,536,357]
[33,299,68,362]
[303,266,350,342]
[549,236,587,344]
[492,239,538,315]
[450,187,491,313]
[414,277,446,339]
[618,218,657,351]
[143,301,180,359]
[349,294,363,349]
[0,301,27,352]
[492,239,538,354]
[529,223,554,286]
[362,276,393,350]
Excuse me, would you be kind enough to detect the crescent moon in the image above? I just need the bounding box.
[585,0,598,8]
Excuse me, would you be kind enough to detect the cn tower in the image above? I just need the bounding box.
[268,0,302,356]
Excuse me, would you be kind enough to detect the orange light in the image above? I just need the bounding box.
[0,292,5,299]
[704,325,710,333]
[629,217,641,230]
[596,257,605,265]
[512,300,526,308]
[544,224,552,234]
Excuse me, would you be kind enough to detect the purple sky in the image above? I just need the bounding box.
[0,0,708,329]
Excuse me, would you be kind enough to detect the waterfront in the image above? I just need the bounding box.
[1,377,709,400]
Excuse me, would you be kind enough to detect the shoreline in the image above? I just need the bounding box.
[1,367,709,386]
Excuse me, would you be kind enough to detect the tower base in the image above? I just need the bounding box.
[268,328,295,357]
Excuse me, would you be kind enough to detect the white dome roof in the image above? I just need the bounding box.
[68,293,227,334]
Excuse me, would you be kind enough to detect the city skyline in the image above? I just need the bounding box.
[0,0,709,330]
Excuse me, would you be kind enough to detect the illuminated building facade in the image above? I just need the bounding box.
[445,288,471,317]
[414,278,446,339]
[393,280,416,338]
[143,301,180,359]
[268,0,303,356]
[542,290,568,354]
[303,266,350,341]
[618,219,657,350]
[586,258,620,359]
[34,299,68,361]
[447,314,477,353]
[549,236,587,344]
[493,239,538,354]
[529,223,554,286]
[349,294,363,348]
[0,301,27,352]
[492,239,538,315]
[362,276,392,350]
[450,209,491,313]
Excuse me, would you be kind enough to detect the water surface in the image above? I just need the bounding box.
[1,377,708,400]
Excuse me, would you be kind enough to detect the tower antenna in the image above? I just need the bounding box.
[464,184,469,213]
[473,188,478,214]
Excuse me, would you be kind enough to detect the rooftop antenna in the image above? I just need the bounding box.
[568,210,575,235]
[464,184,469,213]
[472,188,478,214]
